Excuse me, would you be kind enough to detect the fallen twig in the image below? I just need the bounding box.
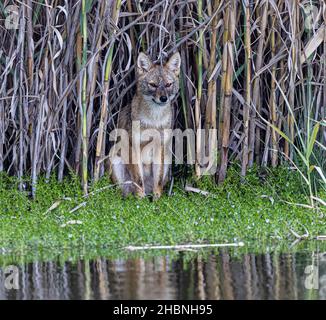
[281,200,314,209]
[43,197,72,215]
[288,224,310,248]
[184,185,211,196]
[69,202,87,214]
[60,220,83,228]
[125,242,245,251]
[315,235,326,241]
[83,181,136,198]
[46,181,138,216]
[289,228,309,240]
[289,239,302,248]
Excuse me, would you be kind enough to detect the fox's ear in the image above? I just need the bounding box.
[166,52,181,76]
[137,53,153,74]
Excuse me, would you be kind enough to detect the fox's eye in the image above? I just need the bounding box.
[165,82,172,88]
[149,82,158,88]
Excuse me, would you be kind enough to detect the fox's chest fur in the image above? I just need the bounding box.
[131,94,172,169]
[110,98,172,198]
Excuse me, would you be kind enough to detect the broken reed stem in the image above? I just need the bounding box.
[125,242,245,251]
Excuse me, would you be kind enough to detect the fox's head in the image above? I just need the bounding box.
[136,52,181,106]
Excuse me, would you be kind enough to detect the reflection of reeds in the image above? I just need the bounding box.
[243,254,253,299]
[0,1,324,197]
[0,251,321,299]
[221,252,235,299]
[96,258,110,300]
[204,255,221,299]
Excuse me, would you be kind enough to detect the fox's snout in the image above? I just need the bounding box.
[149,83,173,105]
[160,96,168,103]
[153,86,168,104]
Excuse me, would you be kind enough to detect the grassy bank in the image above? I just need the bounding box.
[0,166,325,264]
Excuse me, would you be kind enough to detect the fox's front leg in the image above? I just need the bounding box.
[130,126,146,198]
[152,165,163,200]
[152,143,164,200]
[129,163,145,198]
[130,144,145,198]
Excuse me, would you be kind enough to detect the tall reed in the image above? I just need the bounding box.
[81,0,88,195]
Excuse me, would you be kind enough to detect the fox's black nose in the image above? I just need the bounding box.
[160,96,168,103]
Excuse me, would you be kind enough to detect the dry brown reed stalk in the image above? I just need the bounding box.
[265,13,278,168]
[0,0,324,197]
[81,0,89,195]
[286,0,299,161]
[241,0,251,177]
[218,0,236,184]
[195,0,204,178]
[204,0,220,176]
[249,0,268,167]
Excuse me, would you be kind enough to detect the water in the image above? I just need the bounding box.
[1,249,326,300]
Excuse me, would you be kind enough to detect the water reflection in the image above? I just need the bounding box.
[0,251,325,300]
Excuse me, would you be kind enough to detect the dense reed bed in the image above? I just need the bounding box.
[0,0,325,203]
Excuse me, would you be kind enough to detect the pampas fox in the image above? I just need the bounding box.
[109,52,181,199]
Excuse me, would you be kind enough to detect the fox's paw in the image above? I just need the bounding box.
[135,189,146,199]
[153,188,163,201]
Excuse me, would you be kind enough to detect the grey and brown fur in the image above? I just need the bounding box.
[108,52,181,199]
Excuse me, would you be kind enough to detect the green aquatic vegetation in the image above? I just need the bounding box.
[0,167,325,265]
